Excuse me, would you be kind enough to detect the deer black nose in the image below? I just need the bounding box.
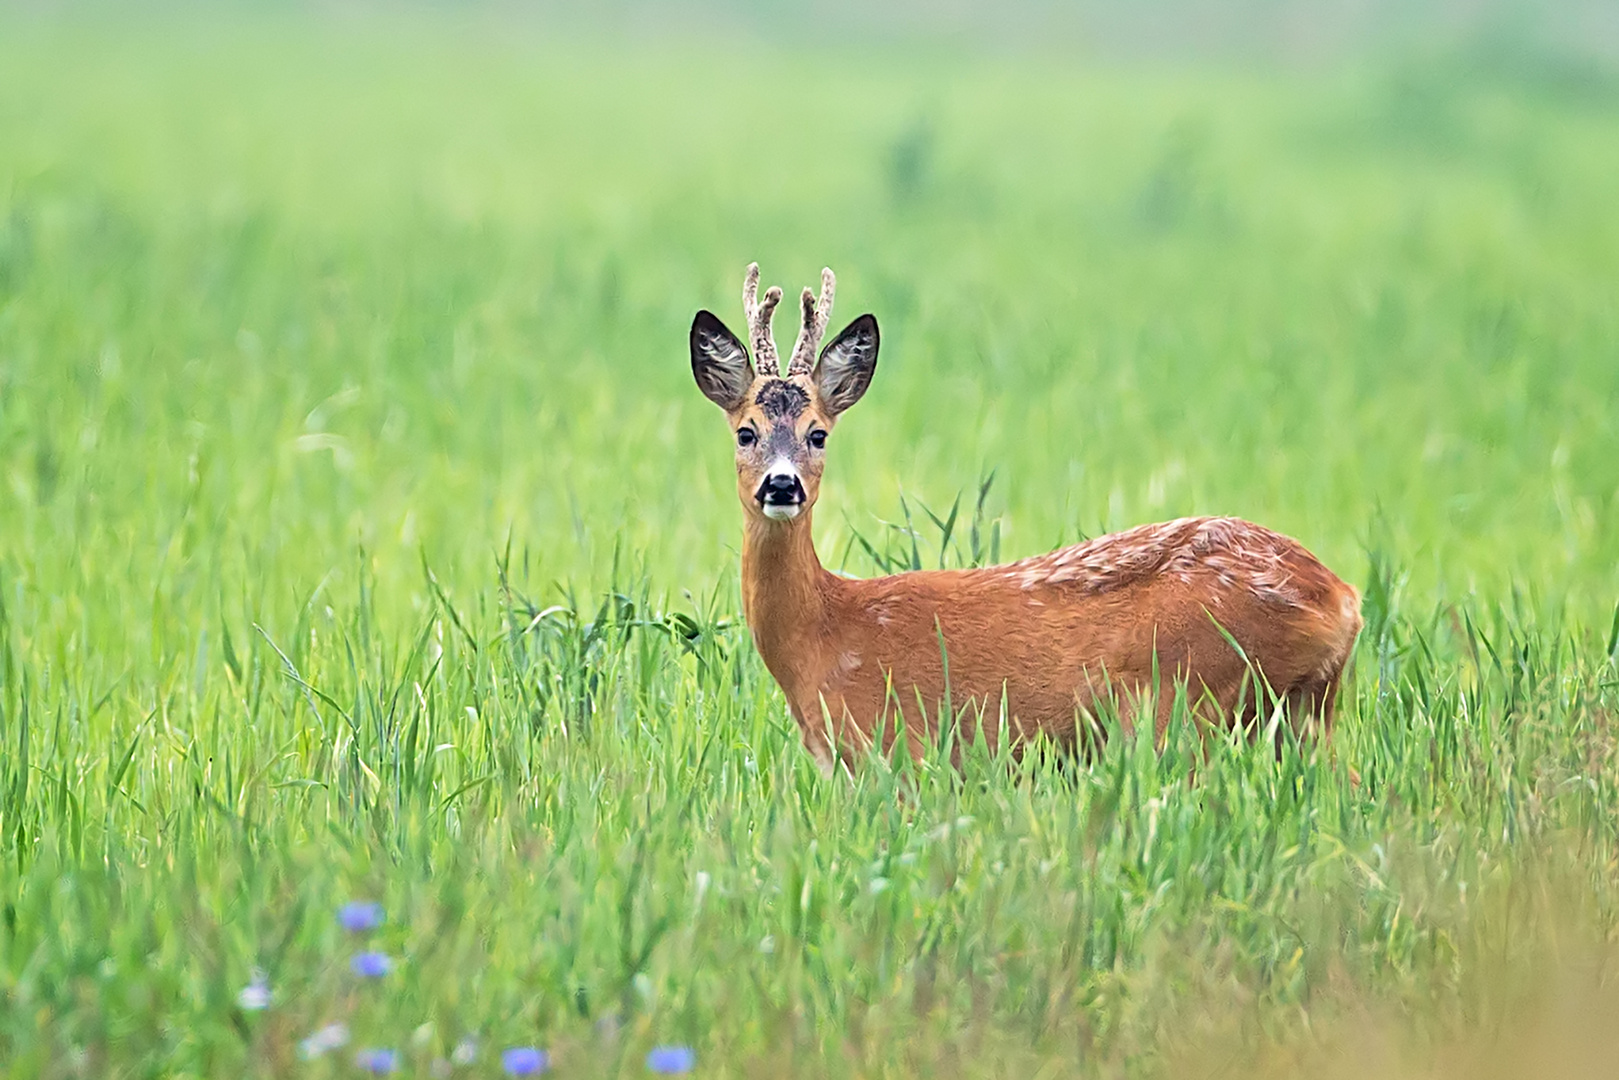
[757,472,805,506]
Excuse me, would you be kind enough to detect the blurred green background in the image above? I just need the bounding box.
[4,3,1617,625]
[2,3,1619,1077]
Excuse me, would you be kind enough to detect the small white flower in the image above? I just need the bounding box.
[298,1023,350,1060]
[237,983,272,1010]
[450,1037,479,1066]
[237,968,272,1011]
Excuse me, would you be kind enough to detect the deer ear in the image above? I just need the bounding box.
[690,310,753,411]
[814,314,879,416]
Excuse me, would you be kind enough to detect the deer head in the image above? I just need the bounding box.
[690,263,880,522]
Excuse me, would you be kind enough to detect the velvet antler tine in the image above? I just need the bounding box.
[817,267,836,324]
[743,262,760,314]
[792,286,817,364]
[742,263,782,376]
[788,267,836,375]
[755,286,782,374]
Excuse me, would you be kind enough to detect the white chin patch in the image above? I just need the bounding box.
[761,503,802,521]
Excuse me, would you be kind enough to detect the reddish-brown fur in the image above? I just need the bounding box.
[692,264,1362,772]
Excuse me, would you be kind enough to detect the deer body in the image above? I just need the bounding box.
[692,264,1361,769]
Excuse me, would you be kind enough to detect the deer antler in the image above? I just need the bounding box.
[743,263,784,377]
[787,267,836,376]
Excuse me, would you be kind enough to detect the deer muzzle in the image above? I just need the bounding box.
[756,464,806,519]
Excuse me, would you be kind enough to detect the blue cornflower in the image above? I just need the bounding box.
[350,951,393,978]
[339,901,385,932]
[646,1045,695,1074]
[501,1046,549,1075]
[355,1047,399,1074]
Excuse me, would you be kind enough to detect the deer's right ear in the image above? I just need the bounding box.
[690,310,754,411]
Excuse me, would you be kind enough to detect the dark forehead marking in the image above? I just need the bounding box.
[754,379,809,420]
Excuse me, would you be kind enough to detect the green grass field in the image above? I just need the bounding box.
[3,9,1619,1078]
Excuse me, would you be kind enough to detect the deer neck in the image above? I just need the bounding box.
[740,510,834,700]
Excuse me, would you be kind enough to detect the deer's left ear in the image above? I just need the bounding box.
[690,310,754,411]
[814,314,879,416]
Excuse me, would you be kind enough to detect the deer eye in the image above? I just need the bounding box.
[807,429,828,450]
[736,427,757,448]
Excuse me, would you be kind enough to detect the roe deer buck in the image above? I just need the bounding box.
[690,263,1362,771]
